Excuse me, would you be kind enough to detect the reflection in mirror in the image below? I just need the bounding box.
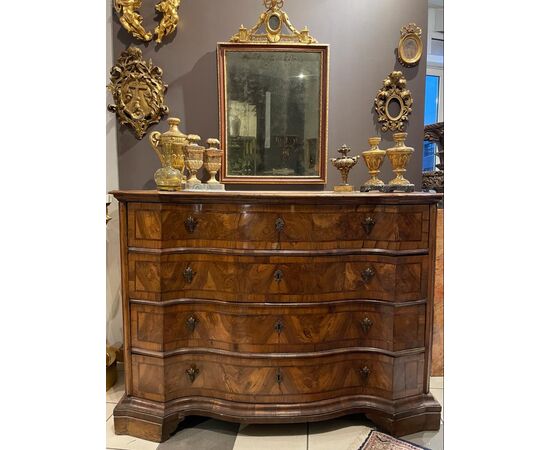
[221,47,327,182]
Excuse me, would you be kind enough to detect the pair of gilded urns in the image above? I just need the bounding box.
[149,118,222,191]
[361,132,414,191]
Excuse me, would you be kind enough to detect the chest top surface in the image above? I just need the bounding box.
[111,190,443,206]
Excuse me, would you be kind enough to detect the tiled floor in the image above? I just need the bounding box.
[107,365,443,450]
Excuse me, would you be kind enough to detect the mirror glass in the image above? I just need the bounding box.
[220,47,327,182]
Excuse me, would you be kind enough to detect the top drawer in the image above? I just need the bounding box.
[127,203,429,251]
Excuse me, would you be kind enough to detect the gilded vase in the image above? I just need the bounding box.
[184,134,205,185]
[386,132,414,189]
[330,145,359,192]
[361,137,386,191]
[149,117,188,184]
[149,119,184,191]
[204,138,222,185]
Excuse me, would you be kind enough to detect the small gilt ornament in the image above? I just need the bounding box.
[113,0,181,44]
[330,145,359,192]
[154,0,181,43]
[113,0,153,41]
[107,47,169,139]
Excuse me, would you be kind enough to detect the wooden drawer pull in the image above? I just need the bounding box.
[362,217,376,235]
[274,269,284,283]
[275,217,285,232]
[186,315,198,332]
[359,366,370,380]
[274,319,284,334]
[186,365,199,383]
[185,216,198,233]
[361,316,373,333]
[276,368,283,384]
[183,266,195,283]
[361,267,375,283]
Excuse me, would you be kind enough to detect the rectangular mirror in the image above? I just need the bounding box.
[217,43,329,184]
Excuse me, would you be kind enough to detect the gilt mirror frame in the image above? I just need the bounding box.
[216,1,329,185]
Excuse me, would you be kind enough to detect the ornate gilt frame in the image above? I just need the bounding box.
[217,0,328,185]
[397,23,423,67]
[374,71,413,133]
[217,44,329,185]
[107,47,169,139]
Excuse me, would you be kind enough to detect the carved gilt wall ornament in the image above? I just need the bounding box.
[374,71,413,133]
[107,47,169,139]
[113,0,181,43]
[230,0,317,44]
[397,23,423,67]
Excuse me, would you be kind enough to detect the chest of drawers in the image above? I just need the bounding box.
[111,190,442,442]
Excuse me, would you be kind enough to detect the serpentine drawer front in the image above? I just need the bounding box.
[112,191,442,443]
[130,300,426,353]
[130,351,425,403]
[128,202,429,251]
[128,253,427,302]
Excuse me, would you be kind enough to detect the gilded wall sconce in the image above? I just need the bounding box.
[107,47,169,139]
[374,71,413,133]
[398,23,423,67]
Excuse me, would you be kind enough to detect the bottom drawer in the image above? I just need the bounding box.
[131,351,424,403]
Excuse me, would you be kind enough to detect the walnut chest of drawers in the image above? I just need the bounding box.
[111,190,442,442]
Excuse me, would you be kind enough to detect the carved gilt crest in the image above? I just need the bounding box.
[107,47,169,139]
[230,0,317,44]
[374,71,413,133]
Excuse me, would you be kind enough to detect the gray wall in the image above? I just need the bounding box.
[111,0,428,191]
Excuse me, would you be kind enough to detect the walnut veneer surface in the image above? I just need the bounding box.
[111,190,442,442]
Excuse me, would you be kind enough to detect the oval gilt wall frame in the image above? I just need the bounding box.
[374,71,413,133]
[397,23,423,67]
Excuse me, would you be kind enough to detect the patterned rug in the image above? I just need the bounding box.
[355,430,429,450]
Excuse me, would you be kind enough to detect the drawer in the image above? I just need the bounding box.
[130,301,426,353]
[131,351,425,403]
[128,253,428,302]
[127,203,429,251]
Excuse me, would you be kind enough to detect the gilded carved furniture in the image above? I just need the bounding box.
[218,0,329,184]
[107,47,169,139]
[111,190,442,443]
